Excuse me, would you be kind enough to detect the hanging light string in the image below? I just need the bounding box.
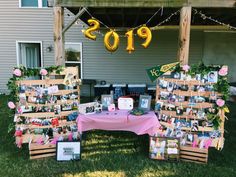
[79,8,180,37]
[133,7,163,30]
[150,9,180,30]
[84,7,163,31]
[193,8,236,30]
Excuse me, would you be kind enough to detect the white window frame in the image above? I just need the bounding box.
[16,41,44,68]
[65,42,83,79]
[19,0,48,8]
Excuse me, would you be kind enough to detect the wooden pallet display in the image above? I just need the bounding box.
[155,76,226,163]
[14,67,80,159]
[29,143,56,160]
[180,146,208,164]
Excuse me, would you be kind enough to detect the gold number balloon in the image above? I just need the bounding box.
[137,26,152,48]
[104,30,119,52]
[84,19,100,40]
[125,30,135,53]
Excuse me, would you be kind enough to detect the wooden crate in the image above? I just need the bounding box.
[180,146,208,164]
[29,143,56,160]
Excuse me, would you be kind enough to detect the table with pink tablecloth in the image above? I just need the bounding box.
[76,110,160,136]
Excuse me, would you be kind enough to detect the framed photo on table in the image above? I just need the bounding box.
[138,95,151,111]
[56,141,81,161]
[78,102,98,115]
[101,94,113,110]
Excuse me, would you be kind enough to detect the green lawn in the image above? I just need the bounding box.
[0,94,236,177]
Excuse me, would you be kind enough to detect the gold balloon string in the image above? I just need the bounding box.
[82,8,181,37]
[84,8,110,29]
[133,7,163,30]
[193,8,236,30]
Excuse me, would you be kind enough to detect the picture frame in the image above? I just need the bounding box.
[138,95,152,111]
[176,106,183,115]
[208,71,218,83]
[160,91,169,100]
[172,72,180,79]
[118,97,133,110]
[149,137,180,161]
[159,79,168,88]
[101,94,114,110]
[191,120,199,131]
[78,102,98,115]
[56,141,81,161]
[167,82,174,92]
[155,101,163,112]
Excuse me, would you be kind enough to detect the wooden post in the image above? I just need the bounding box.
[54,7,65,66]
[177,6,192,65]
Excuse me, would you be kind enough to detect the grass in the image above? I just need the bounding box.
[0,94,236,177]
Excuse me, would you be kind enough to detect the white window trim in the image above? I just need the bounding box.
[16,41,44,68]
[65,42,83,79]
[19,0,48,8]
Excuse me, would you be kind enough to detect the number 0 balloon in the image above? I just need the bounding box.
[104,30,120,52]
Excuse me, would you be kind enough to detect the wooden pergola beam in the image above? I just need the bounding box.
[54,7,65,66]
[62,7,86,34]
[55,0,236,8]
[177,6,192,65]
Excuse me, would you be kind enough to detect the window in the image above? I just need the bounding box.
[20,0,48,8]
[65,43,83,79]
[17,41,43,79]
[17,41,42,68]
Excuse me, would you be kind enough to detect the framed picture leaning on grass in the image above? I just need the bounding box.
[56,141,81,161]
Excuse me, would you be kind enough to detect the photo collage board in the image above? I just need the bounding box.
[154,66,227,153]
[14,67,81,148]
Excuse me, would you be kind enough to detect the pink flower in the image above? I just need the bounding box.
[40,68,48,76]
[182,65,190,72]
[13,69,21,77]
[8,101,16,109]
[218,66,228,76]
[216,99,225,107]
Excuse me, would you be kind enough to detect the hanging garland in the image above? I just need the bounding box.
[7,65,64,103]
[172,62,230,129]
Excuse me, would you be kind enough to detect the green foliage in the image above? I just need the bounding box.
[7,65,64,103]
[206,113,222,129]
[173,62,230,101]
[214,77,230,100]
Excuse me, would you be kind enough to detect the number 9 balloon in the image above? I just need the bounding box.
[137,26,152,48]
[84,19,100,40]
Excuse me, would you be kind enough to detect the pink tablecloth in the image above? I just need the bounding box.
[77,110,160,136]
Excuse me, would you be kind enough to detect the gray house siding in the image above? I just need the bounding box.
[0,0,54,93]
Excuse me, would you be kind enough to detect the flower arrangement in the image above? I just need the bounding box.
[7,65,64,102]
[13,69,22,77]
[172,62,230,129]
[40,68,48,76]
